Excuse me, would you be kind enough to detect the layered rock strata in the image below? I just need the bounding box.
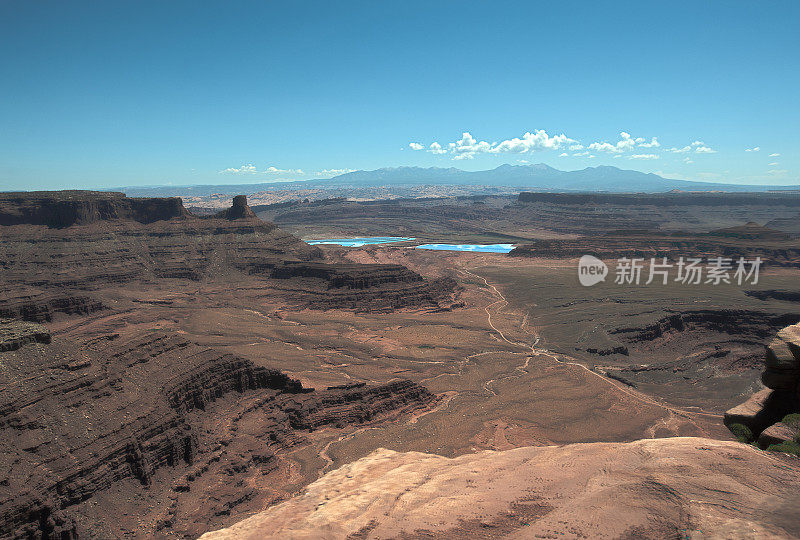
[509,227,800,267]
[0,331,436,538]
[0,190,189,228]
[0,192,455,313]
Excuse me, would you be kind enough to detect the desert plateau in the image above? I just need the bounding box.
[1,188,800,538]
[2,2,799,538]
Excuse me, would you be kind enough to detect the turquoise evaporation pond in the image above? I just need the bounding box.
[415,243,515,253]
[306,237,416,247]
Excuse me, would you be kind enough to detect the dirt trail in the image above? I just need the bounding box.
[460,268,724,420]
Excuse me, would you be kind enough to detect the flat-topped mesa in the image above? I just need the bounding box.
[0,190,322,291]
[0,190,455,314]
[0,191,263,228]
[0,190,190,228]
[509,223,800,267]
[724,321,800,449]
[517,191,800,207]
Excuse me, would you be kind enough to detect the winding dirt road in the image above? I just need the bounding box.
[460,267,724,420]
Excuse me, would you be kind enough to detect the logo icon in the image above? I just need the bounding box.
[578,255,608,286]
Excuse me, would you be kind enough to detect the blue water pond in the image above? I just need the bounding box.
[415,243,515,253]
[306,237,416,247]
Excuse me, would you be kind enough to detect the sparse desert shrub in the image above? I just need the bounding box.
[781,413,800,429]
[728,423,753,443]
[767,441,800,457]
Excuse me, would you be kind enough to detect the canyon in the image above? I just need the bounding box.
[0,192,451,538]
[2,190,800,538]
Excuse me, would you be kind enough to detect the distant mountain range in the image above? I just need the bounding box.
[116,164,799,197]
[328,164,798,192]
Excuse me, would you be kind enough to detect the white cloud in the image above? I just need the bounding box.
[517,159,530,164]
[666,146,691,154]
[694,146,717,154]
[666,140,715,155]
[770,153,780,157]
[745,146,760,152]
[220,164,258,174]
[429,142,447,154]
[318,168,356,177]
[220,164,305,176]
[491,130,575,154]
[769,162,779,166]
[767,169,789,176]
[587,141,619,153]
[418,130,577,160]
[412,130,723,163]
[587,132,659,154]
[265,166,304,174]
[446,132,493,159]
[638,137,660,148]
[588,131,637,153]
[683,157,694,164]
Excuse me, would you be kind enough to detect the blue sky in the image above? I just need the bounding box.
[1,0,798,190]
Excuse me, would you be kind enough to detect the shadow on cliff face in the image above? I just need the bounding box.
[725,322,800,453]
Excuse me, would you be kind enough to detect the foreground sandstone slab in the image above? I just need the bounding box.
[200,437,800,539]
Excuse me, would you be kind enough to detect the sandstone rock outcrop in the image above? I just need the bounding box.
[767,213,800,238]
[0,319,50,351]
[0,290,105,322]
[724,388,785,436]
[214,195,257,220]
[758,422,797,448]
[0,190,189,228]
[269,261,457,311]
[725,321,800,449]
[763,324,800,390]
[0,193,320,291]
[200,437,800,539]
[0,191,455,314]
